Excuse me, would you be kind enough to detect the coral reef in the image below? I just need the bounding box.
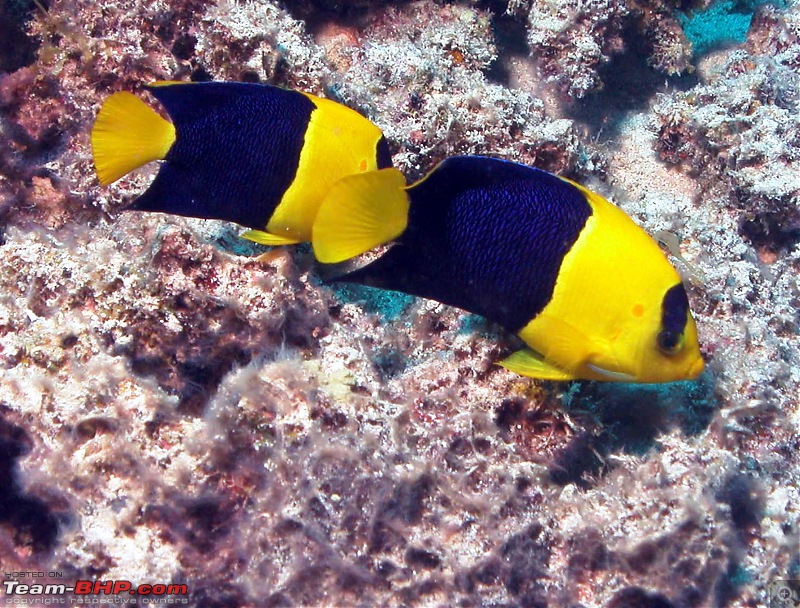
[0,0,799,606]
[524,0,695,99]
[653,7,800,254]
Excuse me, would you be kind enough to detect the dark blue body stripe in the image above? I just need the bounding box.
[340,156,593,332]
[131,82,314,230]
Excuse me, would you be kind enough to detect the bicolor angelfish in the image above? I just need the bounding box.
[312,157,704,383]
[91,81,392,246]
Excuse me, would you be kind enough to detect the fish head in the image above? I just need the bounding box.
[587,282,704,383]
[636,282,704,382]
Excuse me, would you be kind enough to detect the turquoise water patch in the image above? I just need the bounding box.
[679,0,758,56]
[457,314,490,335]
[331,284,415,321]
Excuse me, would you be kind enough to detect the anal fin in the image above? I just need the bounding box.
[241,229,303,246]
[498,349,576,381]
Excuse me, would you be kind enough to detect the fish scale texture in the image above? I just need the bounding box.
[134,83,314,229]
[345,157,591,332]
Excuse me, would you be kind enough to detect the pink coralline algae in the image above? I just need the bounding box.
[0,0,799,606]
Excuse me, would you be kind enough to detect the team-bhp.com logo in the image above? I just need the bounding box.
[4,573,188,605]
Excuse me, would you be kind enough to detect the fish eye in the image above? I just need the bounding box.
[657,329,684,356]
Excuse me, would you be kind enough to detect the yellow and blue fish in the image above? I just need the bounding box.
[91,81,392,245]
[312,157,704,383]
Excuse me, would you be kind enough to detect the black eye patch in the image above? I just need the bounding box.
[657,283,690,355]
[662,284,690,333]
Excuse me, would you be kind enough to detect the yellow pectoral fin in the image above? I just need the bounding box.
[240,229,303,246]
[498,349,577,381]
[517,311,596,375]
[312,168,409,264]
[91,91,176,186]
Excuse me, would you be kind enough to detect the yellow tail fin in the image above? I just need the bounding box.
[91,91,176,186]
[312,168,409,264]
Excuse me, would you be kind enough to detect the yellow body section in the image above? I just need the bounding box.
[506,179,703,383]
[261,93,387,244]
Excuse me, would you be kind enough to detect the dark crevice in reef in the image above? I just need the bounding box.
[480,5,530,87]
[0,0,46,73]
[564,22,699,141]
[740,206,800,253]
[0,407,63,553]
[548,429,613,488]
[117,326,255,418]
[716,472,764,538]
[143,494,237,555]
[113,292,328,416]
[188,584,247,608]
[452,523,552,604]
[281,0,400,33]
[607,586,676,608]
[549,378,717,488]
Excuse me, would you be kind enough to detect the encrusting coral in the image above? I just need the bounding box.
[524,0,696,99]
[0,0,799,606]
[653,5,800,254]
